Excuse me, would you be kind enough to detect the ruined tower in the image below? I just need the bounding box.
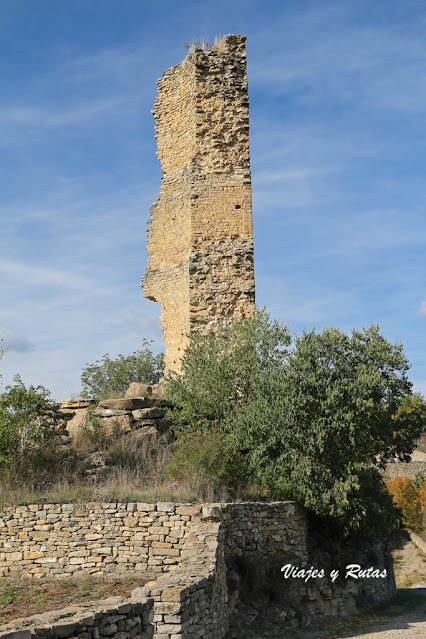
[142,35,255,374]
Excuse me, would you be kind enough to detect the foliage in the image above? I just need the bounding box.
[80,340,164,399]
[399,392,425,413]
[385,476,426,535]
[165,429,247,497]
[183,39,214,53]
[0,375,64,482]
[167,307,291,434]
[166,308,425,539]
[76,405,119,451]
[0,338,7,384]
[183,40,201,52]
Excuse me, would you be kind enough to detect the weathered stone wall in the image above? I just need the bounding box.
[0,502,201,579]
[131,502,309,638]
[385,460,426,480]
[0,501,395,639]
[142,35,255,374]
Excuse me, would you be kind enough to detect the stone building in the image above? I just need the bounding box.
[142,34,255,374]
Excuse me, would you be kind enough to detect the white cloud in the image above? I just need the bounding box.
[0,258,106,292]
[0,96,136,133]
[0,327,33,353]
[249,6,426,112]
[417,301,426,316]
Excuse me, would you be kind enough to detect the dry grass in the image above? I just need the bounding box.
[0,467,262,508]
[0,574,154,625]
[0,419,266,507]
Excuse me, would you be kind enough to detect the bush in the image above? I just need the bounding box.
[165,429,248,497]
[0,338,7,384]
[0,375,66,484]
[80,340,164,399]
[166,308,425,540]
[385,477,425,534]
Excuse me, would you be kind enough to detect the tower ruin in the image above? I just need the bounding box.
[142,34,255,374]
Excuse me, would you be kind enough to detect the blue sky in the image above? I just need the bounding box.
[1,0,425,401]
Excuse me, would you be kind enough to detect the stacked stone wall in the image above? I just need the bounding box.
[142,34,255,374]
[0,503,200,580]
[385,460,426,480]
[0,502,396,639]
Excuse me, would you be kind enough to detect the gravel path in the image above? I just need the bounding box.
[335,597,425,638]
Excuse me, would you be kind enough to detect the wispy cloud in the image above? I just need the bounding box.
[0,97,134,131]
[0,259,103,291]
[0,327,33,353]
[249,5,426,112]
[417,301,426,316]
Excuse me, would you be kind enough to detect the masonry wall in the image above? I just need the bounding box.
[142,34,255,374]
[0,502,201,579]
[0,502,396,639]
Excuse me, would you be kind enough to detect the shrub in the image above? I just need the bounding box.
[0,375,66,484]
[80,340,164,399]
[0,338,7,384]
[165,429,248,497]
[166,308,425,540]
[385,477,424,534]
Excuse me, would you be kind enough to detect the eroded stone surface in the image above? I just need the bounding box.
[142,35,255,374]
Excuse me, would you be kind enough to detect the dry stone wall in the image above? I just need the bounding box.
[385,460,426,480]
[0,502,201,580]
[0,501,395,639]
[142,35,255,374]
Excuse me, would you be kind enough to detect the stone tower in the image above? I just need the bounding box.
[142,34,255,374]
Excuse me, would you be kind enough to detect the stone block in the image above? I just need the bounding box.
[156,503,175,513]
[99,399,152,410]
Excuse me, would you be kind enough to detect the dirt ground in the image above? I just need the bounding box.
[0,573,152,625]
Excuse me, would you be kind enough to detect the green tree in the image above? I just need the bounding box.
[166,309,424,539]
[0,338,7,383]
[80,340,164,399]
[0,375,63,479]
[399,391,425,413]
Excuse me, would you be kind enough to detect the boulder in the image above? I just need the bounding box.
[125,382,167,399]
[125,383,152,398]
[150,383,167,399]
[103,414,133,433]
[65,408,89,438]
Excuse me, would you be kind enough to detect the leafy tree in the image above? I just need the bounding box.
[399,392,425,413]
[166,308,425,539]
[385,477,424,534]
[0,375,63,479]
[167,308,291,434]
[0,338,7,383]
[80,340,164,399]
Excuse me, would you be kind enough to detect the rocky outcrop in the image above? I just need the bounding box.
[58,384,171,441]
